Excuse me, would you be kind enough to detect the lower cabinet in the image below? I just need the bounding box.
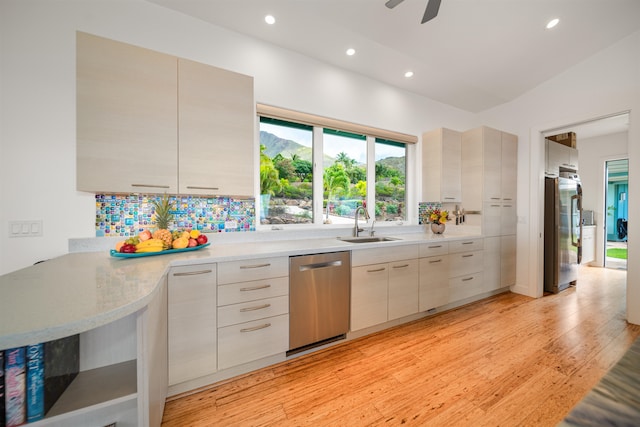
[350,245,419,331]
[216,256,290,370]
[419,254,450,311]
[581,225,596,264]
[217,314,289,370]
[483,235,516,292]
[167,263,217,386]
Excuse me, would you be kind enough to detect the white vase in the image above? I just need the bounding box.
[430,223,446,234]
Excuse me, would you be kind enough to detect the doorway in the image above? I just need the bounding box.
[604,159,628,270]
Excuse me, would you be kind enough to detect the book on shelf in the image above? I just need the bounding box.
[26,344,44,422]
[44,334,79,415]
[4,347,25,427]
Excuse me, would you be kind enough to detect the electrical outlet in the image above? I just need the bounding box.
[9,220,43,237]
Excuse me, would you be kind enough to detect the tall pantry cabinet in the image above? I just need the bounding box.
[461,126,517,291]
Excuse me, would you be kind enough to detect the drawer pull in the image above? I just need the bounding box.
[462,254,474,258]
[503,205,513,208]
[392,264,409,269]
[428,245,443,249]
[240,263,271,269]
[367,267,386,273]
[491,204,501,207]
[173,269,213,276]
[240,323,271,333]
[131,183,170,189]
[186,186,219,190]
[462,277,474,282]
[462,242,474,245]
[240,284,272,292]
[240,303,271,312]
[491,197,501,200]
[429,259,442,264]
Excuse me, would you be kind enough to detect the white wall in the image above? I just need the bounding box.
[478,31,640,324]
[579,131,628,267]
[0,0,475,275]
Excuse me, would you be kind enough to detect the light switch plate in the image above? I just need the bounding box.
[9,220,43,237]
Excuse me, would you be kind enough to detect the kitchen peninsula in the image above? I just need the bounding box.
[1,227,508,426]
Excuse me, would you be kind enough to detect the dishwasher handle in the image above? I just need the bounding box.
[298,260,343,272]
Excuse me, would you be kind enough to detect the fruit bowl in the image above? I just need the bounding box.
[110,242,210,258]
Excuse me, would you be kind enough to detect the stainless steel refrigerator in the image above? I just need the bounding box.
[544,172,582,293]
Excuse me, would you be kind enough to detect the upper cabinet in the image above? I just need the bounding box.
[178,59,254,196]
[461,126,518,212]
[77,32,255,197]
[545,139,578,177]
[77,32,178,193]
[422,128,462,203]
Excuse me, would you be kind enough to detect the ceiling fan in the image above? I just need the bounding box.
[385,0,442,24]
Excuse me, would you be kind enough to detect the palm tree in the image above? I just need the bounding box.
[323,164,349,221]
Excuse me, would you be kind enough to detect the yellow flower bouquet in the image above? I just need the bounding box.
[425,207,449,225]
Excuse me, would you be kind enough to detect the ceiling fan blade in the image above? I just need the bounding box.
[421,0,441,23]
[385,0,405,9]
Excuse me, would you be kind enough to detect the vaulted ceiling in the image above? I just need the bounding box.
[146,0,640,114]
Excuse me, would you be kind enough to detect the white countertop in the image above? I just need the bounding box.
[1,229,481,350]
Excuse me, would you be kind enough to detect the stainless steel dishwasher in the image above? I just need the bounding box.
[289,251,351,354]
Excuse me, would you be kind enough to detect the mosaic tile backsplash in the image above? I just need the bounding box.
[95,194,256,237]
[418,202,442,225]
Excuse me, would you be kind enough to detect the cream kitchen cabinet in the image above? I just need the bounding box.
[77,32,255,197]
[419,241,450,311]
[581,225,596,264]
[217,256,289,370]
[351,245,419,331]
[483,235,516,292]
[168,263,217,387]
[422,128,462,203]
[77,32,178,194]
[462,126,518,210]
[546,139,579,176]
[178,59,254,196]
[448,238,484,303]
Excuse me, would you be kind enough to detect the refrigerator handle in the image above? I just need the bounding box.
[571,194,580,248]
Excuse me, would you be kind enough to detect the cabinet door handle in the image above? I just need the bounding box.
[186,186,219,190]
[491,204,501,207]
[462,241,474,245]
[240,284,271,292]
[503,205,513,208]
[131,184,170,189]
[367,267,386,273]
[462,277,474,282]
[429,259,442,264]
[462,254,474,258]
[240,323,271,333]
[444,197,456,200]
[240,263,271,269]
[491,197,501,200]
[392,264,409,269]
[240,303,271,312]
[173,269,213,276]
[428,245,443,248]
[503,198,512,201]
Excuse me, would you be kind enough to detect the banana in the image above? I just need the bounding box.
[135,246,164,253]
[136,238,165,253]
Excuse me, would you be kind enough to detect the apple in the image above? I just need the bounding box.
[196,234,208,245]
[188,238,198,248]
[138,230,152,241]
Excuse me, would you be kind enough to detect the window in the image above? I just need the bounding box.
[323,130,367,224]
[375,139,406,222]
[259,118,313,225]
[257,105,415,226]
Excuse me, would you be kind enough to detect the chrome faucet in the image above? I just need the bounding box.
[353,206,370,237]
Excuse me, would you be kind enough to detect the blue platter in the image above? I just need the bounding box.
[110,242,210,258]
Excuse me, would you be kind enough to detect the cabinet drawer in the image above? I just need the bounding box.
[419,241,449,258]
[217,314,289,370]
[449,238,483,253]
[450,251,483,277]
[218,295,289,328]
[351,244,418,266]
[218,276,288,306]
[449,272,484,303]
[218,256,288,284]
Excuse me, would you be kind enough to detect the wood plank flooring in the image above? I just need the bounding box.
[161,266,640,426]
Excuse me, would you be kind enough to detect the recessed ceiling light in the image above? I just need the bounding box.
[546,18,559,29]
[405,71,414,78]
[265,15,276,25]
[346,48,356,56]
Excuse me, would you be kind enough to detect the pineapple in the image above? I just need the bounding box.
[151,194,174,249]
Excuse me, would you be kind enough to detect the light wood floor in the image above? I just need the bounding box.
[161,266,640,426]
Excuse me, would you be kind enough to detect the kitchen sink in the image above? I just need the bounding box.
[337,236,400,244]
